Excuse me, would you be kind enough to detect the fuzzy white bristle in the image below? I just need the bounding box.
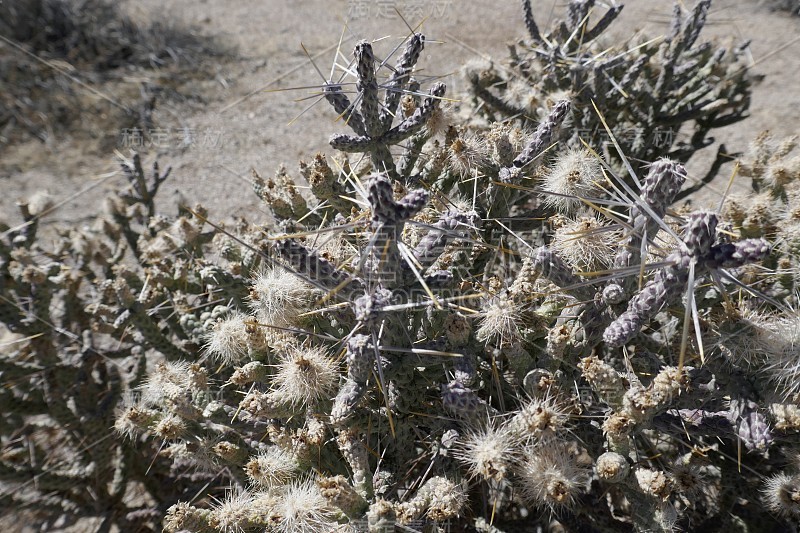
[551,215,620,271]
[271,344,339,407]
[476,294,524,346]
[452,423,519,482]
[245,446,299,488]
[271,478,337,533]
[249,267,315,327]
[517,441,591,510]
[541,148,604,214]
[762,472,800,518]
[204,312,250,365]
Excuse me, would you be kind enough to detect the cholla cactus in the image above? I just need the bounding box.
[465,0,751,175]
[3,3,800,532]
[100,22,792,531]
[325,34,446,180]
[0,154,224,531]
[726,132,800,298]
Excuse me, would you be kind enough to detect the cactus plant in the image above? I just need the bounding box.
[2,1,800,532]
[464,0,751,179]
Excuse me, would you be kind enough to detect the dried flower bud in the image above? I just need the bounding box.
[229,361,269,386]
[453,424,517,482]
[271,344,339,407]
[245,446,298,487]
[153,413,187,440]
[517,442,591,510]
[762,472,800,518]
[163,502,214,533]
[541,148,604,213]
[509,395,568,440]
[204,312,250,364]
[317,475,368,518]
[634,467,673,501]
[596,452,630,483]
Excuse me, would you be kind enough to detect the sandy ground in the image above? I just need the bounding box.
[1,0,799,231]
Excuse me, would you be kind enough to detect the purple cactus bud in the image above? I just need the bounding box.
[331,379,367,425]
[354,41,381,137]
[603,283,625,305]
[382,83,446,145]
[705,238,770,269]
[442,380,483,419]
[274,239,355,290]
[413,210,476,267]
[381,33,426,129]
[683,211,717,258]
[346,334,373,383]
[738,410,773,453]
[531,246,593,300]
[513,100,570,169]
[354,288,394,324]
[323,83,366,136]
[604,251,690,347]
[329,133,375,153]
[368,174,428,224]
[641,159,687,215]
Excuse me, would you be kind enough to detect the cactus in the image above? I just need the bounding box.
[2,1,800,531]
[0,155,226,531]
[465,0,751,178]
